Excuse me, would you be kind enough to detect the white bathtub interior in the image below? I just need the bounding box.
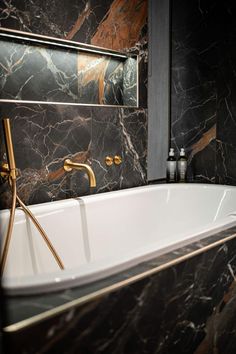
[1,183,236,295]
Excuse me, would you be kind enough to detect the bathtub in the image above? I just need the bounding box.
[1,183,236,295]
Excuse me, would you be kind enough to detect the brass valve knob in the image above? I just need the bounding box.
[114,155,122,165]
[105,156,113,166]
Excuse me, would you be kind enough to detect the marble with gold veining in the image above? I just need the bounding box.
[171,0,236,186]
[0,0,148,209]
[0,103,147,209]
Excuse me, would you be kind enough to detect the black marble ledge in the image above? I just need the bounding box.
[3,223,236,330]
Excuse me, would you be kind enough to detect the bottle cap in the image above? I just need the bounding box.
[180,148,185,156]
[169,148,175,156]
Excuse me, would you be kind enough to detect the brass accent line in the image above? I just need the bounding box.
[0,99,138,109]
[0,28,130,59]
[3,230,236,333]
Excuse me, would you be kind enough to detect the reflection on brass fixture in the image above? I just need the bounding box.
[0,118,64,276]
[63,159,96,188]
[105,156,113,166]
[114,155,122,165]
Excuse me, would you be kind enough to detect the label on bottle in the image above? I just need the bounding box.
[167,161,176,181]
[178,161,187,181]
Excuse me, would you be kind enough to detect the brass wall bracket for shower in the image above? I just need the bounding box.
[0,118,64,276]
[0,163,11,178]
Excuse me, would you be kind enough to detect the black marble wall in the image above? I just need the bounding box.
[171,0,236,185]
[0,0,147,106]
[0,103,147,209]
[4,235,236,354]
[0,0,148,209]
[0,36,137,106]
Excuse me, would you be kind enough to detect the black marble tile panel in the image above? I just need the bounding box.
[103,60,124,105]
[187,140,216,183]
[0,103,92,208]
[120,108,147,188]
[123,57,138,107]
[216,141,236,186]
[0,0,148,108]
[0,103,147,208]
[91,107,123,193]
[0,39,79,102]
[171,0,236,185]
[0,0,97,40]
[0,38,138,106]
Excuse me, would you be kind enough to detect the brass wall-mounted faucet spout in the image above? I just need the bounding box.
[64,159,96,188]
[0,118,64,275]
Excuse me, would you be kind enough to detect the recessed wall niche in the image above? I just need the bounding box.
[0,29,138,107]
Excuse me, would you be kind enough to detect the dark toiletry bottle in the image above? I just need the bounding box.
[166,148,176,183]
[177,148,187,182]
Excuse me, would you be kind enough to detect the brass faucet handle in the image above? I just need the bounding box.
[105,156,113,166]
[114,155,122,165]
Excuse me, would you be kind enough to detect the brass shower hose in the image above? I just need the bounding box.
[0,175,65,276]
[0,119,64,276]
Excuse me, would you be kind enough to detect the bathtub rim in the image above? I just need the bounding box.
[1,182,236,214]
[2,182,236,296]
[3,214,236,296]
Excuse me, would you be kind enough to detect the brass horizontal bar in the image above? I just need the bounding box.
[0,99,139,109]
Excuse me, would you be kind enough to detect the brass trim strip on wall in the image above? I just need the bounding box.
[4,230,236,333]
[0,99,140,109]
[0,28,140,109]
[0,27,130,59]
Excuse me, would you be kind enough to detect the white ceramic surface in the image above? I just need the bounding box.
[1,183,236,295]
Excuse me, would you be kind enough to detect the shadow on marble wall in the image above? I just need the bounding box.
[171,0,236,185]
